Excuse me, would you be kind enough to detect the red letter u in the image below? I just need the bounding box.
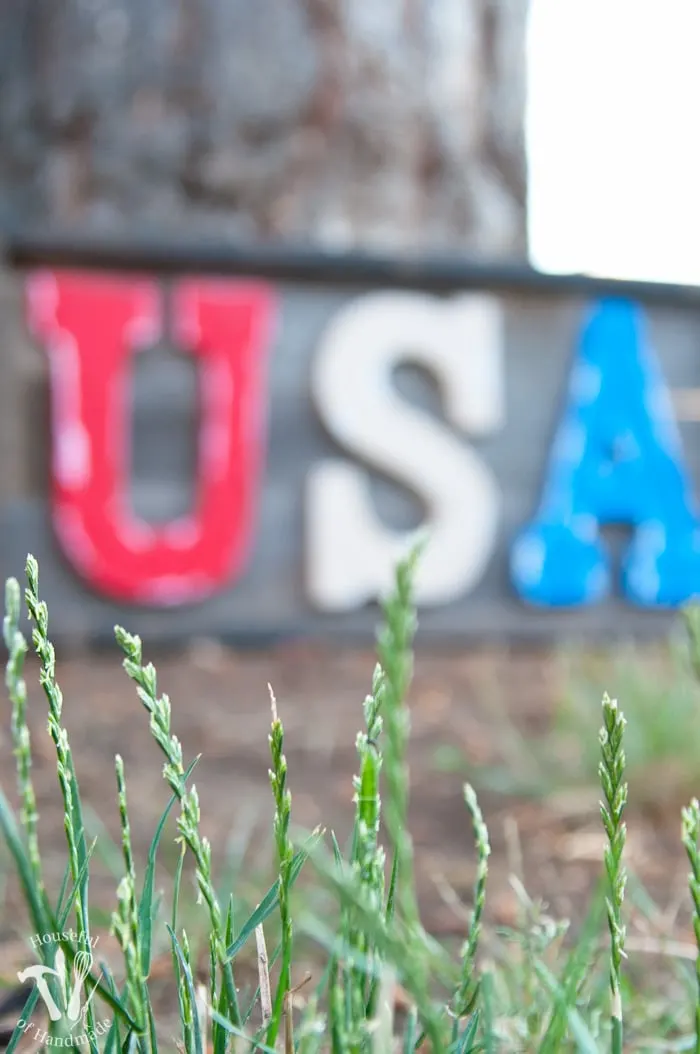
[27,270,275,605]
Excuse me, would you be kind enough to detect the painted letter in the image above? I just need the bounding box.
[511,298,700,607]
[28,271,275,605]
[307,291,504,610]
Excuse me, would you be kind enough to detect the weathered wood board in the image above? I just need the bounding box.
[1,240,700,645]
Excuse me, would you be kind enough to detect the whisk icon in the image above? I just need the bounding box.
[66,949,95,1023]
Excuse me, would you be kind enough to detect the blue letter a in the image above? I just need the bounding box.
[511,298,700,607]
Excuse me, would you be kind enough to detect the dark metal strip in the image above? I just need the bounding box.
[6,229,700,307]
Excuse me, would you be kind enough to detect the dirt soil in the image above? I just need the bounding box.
[0,642,693,1035]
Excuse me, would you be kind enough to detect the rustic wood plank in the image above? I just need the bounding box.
[0,268,698,644]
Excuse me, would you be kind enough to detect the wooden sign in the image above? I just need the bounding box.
[2,236,700,644]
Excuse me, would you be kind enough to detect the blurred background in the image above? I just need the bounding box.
[1,0,699,1030]
[2,0,697,278]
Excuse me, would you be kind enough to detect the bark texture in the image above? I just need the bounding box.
[0,0,529,254]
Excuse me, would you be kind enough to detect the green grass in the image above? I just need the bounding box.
[552,637,700,811]
[2,549,700,1050]
[435,633,700,814]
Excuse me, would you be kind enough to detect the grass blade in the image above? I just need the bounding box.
[535,958,601,1054]
[140,757,199,976]
[0,785,50,940]
[65,749,90,931]
[454,1011,480,1054]
[265,687,295,1049]
[168,926,204,1054]
[5,987,40,1054]
[402,1006,419,1054]
[480,969,495,1054]
[145,998,159,1054]
[599,694,628,1054]
[55,860,73,922]
[539,877,607,1054]
[682,798,700,1054]
[385,847,399,925]
[226,831,322,961]
[57,837,99,929]
[209,1007,280,1053]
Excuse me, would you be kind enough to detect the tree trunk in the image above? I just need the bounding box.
[0,0,529,256]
